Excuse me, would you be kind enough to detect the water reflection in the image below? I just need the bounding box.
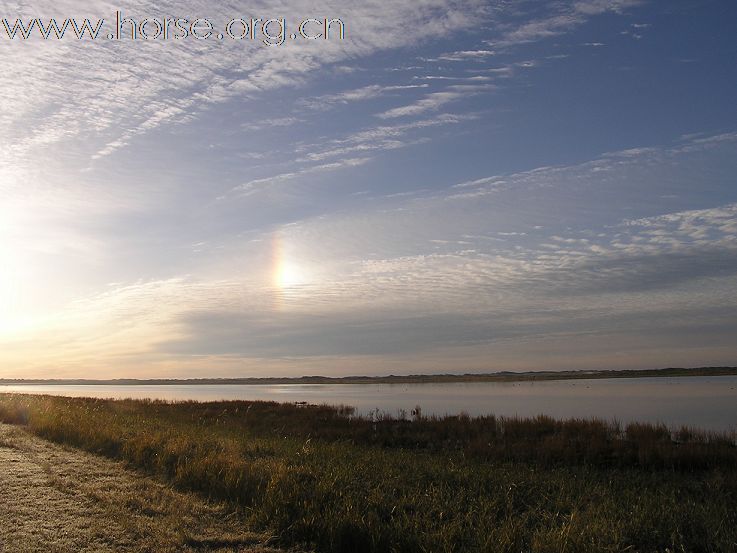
[2,376,736,431]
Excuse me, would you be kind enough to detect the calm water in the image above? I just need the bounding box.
[2,376,737,432]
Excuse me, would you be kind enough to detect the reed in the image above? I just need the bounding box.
[1,393,735,552]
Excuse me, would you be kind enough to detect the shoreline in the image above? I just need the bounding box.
[1,365,736,387]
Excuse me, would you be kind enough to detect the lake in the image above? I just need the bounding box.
[2,376,736,432]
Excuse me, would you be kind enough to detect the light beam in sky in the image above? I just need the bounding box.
[272,231,309,294]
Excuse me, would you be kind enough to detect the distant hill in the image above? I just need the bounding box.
[1,366,736,386]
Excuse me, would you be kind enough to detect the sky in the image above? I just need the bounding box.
[0,0,736,379]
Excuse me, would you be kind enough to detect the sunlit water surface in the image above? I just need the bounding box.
[3,376,737,431]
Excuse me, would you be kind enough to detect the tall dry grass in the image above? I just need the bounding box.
[1,393,736,552]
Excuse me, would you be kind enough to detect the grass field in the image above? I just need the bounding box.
[1,393,736,552]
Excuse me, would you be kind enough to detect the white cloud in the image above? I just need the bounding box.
[376,84,494,119]
[0,0,490,172]
[425,49,496,62]
[299,84,429,111]
[490,0,642,47]
[296,112,473,162]
[233,157,371,196]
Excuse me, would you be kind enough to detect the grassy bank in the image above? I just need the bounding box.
[1,394,736,552]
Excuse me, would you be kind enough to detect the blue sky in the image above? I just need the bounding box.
[1,0,736,378]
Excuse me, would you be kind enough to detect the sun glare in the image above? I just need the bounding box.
[276,261,307,289]
[0,271,25,335]
[0,232,33,336]
[271,231,311,291]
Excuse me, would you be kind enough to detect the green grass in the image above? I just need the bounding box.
[1,393,736,552]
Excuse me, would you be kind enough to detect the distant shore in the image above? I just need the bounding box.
[1,366,736,386]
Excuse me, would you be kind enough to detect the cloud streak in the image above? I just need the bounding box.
[3,0,736,378]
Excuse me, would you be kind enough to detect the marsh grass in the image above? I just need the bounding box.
[1,394,736,552]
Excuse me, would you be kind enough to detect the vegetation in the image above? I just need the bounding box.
[0,424,272,552]
[1,365,736,386]
[1,393,736,552]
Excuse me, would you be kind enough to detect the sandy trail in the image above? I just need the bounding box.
[0,424,280,553]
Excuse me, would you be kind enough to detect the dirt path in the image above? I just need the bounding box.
[0,424,281,553]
